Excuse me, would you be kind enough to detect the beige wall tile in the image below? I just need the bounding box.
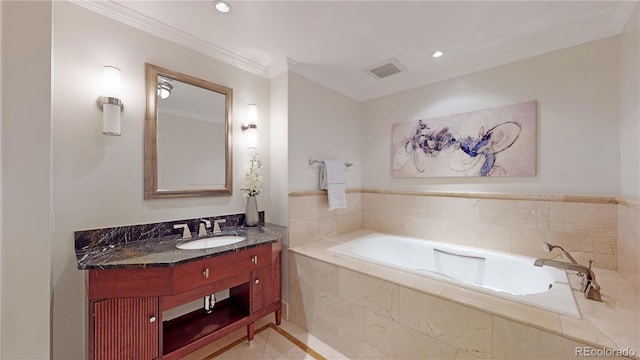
[419,196,477,223]
[440,285,563,335]
[361,210,387,232]
[386,194,426,216]
[366,311,441,359]
[372,348,394,359]
[439,342,484,359]
[512,200,551,229]
[617,204,640,292]
[362,193,387,213]
[288,219,311,247]
[286,279,316,331]
[493,316,623,360]
[337,212,362,234]
[398,288,493,359]
[289,253,339,296]
[314,289,367,342]
[338,268,400,321]
[292,194,621,265]
[550,202,617,237]
[401,215,432,239]
[289,196,320,221]
[309,215,338,241]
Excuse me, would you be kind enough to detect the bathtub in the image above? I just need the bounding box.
[328,233,581,319]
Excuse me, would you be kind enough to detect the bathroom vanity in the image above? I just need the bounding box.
[76,221,284,360]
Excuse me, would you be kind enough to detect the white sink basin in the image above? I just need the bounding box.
[176,236,246,250]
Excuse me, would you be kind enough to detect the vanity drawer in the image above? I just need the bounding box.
[172,244,271,293]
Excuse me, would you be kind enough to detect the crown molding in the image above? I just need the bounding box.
[71,0,270,78]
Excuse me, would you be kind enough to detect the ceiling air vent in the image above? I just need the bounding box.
[367,58,407,79]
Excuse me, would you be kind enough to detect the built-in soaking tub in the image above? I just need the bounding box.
[328,232,581,319]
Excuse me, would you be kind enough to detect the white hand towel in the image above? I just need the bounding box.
[320,160,347,210]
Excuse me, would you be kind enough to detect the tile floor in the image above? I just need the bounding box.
[182,317,348,360]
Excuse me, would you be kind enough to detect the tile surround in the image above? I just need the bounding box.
[617,201,640,293]
[288,192,361,247]
[287,190,639,359]
[289,190,624,271]
[289,235,639,360]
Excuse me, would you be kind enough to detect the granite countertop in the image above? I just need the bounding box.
[76,223,286,270]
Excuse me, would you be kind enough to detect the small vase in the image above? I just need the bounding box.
[245,195,259,226]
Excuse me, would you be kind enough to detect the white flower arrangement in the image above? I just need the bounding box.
[241,154,263,197]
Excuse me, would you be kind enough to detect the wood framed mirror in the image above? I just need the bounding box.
[144,63,233,199]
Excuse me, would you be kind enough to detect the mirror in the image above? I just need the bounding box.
[144,63,233,198]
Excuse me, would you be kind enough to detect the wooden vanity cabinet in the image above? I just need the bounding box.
[91,297,159,360]
[251,243,282,314]
[86,241,282,360]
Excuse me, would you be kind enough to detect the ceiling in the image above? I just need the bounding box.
[75,0,636,101]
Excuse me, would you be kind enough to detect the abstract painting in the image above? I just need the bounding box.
[391,100,537,177]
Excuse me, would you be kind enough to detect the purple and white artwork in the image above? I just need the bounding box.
[391,100,537,177]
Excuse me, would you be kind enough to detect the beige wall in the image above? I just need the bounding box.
[1,1,52,358]
[269,72,289,227]
[361,37,621,196]
[51,3,270,358]
[619,5,640,199]
[288,72,362,192]
[617,5,640,293]
[618,202,640,292]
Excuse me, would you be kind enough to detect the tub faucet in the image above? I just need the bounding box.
[533,258,602,302]
[542,242,579,264]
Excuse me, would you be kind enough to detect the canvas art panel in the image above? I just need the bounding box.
[391,100,537,177]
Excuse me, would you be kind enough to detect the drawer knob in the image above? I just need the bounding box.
[149,316,156,323]
[203,268,210,278]
[251,256,258,264]
[255,278,260,284]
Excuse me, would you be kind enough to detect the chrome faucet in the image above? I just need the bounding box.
[199,219,211,236]
[213,219,226,234]
[533,257,602,301]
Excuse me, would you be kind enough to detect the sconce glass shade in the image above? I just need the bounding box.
[102,66,121,98]
[246,127,257,150]
[103,103,121,135]
[99,66,123,136]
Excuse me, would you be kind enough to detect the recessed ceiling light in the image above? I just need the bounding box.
[432,50,444,58]
[214,1,231,13]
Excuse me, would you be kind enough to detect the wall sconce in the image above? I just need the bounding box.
[242,104,258,149]
[97,65,124,136]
